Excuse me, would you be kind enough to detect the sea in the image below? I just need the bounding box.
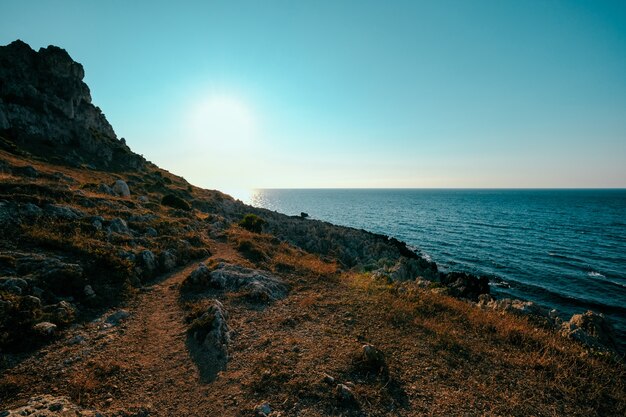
[245,189,626,351]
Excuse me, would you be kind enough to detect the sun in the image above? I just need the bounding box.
[187,94,256,151]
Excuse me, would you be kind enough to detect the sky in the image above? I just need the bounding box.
[1,0,626,192]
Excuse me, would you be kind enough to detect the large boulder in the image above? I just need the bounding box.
[182,262,287,302]
[112,179,130,197]
[0,40,144,170]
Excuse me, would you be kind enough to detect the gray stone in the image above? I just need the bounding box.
[139,250,157,275]
[105,309,130,326]
[107,218,130,235]
[160,249,177,271]
[43,301,75,325]
[187,299,230,381]
[145,227,158,237]
[45,204,84,220]
[112,179,130,197]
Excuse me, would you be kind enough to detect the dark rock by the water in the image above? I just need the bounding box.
[438,271,490,301]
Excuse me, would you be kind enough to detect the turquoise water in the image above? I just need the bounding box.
[249,189,626,350]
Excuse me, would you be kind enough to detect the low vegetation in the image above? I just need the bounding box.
[238,213,267,233]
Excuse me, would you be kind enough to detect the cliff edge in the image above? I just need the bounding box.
[0,40,143,170]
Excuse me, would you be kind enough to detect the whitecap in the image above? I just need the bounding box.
[588,271,606,278]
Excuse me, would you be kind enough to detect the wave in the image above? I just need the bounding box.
[588,271,605,278]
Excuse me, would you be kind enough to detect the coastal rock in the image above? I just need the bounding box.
[374,257,438,282]
[439,271,489,301]
[479,296,558,325]
[0,40,144,170]
[112,179,130,197]
[560,310,618,351]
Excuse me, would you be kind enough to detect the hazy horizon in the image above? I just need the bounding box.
[1,0,625,190]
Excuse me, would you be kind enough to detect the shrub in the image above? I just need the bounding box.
[238,213,266,233]
[161,194,191,211]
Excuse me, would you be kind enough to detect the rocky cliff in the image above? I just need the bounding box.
[0,40,143,170]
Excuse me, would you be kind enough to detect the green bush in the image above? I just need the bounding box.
[238,213,266,233]
[161,194,191,211]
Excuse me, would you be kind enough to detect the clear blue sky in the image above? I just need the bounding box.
[2,0,625,191]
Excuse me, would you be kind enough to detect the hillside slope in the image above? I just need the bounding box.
[0,40,624,416]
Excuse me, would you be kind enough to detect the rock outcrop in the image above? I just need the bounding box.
[186,299,230,382]
[182,262,287,302]
[0,40,144,170]
[561,310,618,352]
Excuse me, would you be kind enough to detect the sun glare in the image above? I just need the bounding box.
[187,94,256,151]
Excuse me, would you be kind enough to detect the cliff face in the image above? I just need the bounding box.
[0,40,143,170]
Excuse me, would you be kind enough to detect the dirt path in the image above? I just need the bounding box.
[1,241,249,415]
[102,261,206,414]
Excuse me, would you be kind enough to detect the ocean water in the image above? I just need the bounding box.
[248,189,626,350]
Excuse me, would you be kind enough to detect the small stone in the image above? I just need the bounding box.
[254,402,272,416]
[67,335,86,345]
[105,309,130,326]
[322,373,335,385]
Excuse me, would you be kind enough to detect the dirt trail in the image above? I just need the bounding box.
[98,242,245,415]
[103,261,206,414]
[2,242,248,415]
